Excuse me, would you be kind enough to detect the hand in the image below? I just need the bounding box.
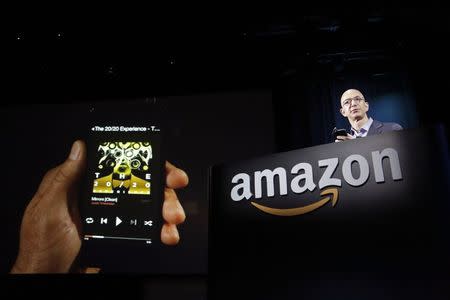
[335,133,355,142]
[10,140,187,273]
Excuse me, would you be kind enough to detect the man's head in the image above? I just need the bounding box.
[340,89,369,121]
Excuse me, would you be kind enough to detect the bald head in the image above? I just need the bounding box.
[340,89,364,105]
[339,88,369,122]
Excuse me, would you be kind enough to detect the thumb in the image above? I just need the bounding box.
[49,140,86,193]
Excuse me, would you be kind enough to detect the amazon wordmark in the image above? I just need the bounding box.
[230,148,402,201]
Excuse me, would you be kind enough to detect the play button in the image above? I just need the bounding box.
[115,217,122,226]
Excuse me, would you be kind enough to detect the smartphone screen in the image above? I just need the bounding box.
[80,123,164,249]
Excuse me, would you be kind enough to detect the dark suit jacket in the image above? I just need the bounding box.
[367,119,403,136]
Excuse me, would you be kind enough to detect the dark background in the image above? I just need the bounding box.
[6,9,449,146]
[3,4,450,299]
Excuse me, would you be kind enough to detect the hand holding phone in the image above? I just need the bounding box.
[79,120,172,272]
[76,102,190,273]
[332,127,348,140]
[81,125,164,245]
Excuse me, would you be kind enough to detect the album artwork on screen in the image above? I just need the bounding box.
[81,125,163,245]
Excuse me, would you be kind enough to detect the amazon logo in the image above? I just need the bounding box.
[230,148,402,216]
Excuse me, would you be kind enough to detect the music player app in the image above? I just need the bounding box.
[81,125,163,245]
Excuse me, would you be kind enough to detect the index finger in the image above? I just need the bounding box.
[165,161,189,189]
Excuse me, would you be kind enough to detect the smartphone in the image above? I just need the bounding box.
[79,109,165,272]
[332,127,348,140]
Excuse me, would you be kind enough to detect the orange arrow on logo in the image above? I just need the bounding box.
[250,187,339,216]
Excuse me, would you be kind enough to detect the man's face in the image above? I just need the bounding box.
[340,89,369,121]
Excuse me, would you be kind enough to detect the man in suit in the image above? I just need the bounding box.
[335,88,403,142]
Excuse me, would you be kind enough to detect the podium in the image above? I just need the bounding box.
[209,126,450,299]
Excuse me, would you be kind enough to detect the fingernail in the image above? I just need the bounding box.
[178,169,189,183]
[69,141,81,160]
[178,169,188,178]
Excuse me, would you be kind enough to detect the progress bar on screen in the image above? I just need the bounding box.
[84,235,152,244]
